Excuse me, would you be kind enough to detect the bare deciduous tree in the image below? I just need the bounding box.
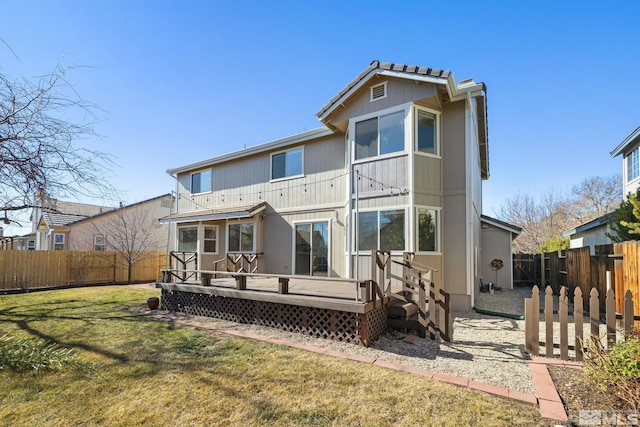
[0,65,114,226]
[498,174,623,253]
[90,205,164,284]
[570,174,622,223]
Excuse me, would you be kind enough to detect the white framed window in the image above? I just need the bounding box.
[627,148,639,182]
[27,240,35,250]
[228,222,255,252]
[271,147,303,180]
[370,81,388,102]
[94,235,107,251]
[203,226,218,253]
[415,107,439,156]
[294,221,330,277]
[177,226,198,252]
[53,233,65,251]
[356,208,406,252]
[190,169,212,194]
[354,109,406,161]
[416,207,440,253]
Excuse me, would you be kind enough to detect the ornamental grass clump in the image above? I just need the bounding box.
[584,328,640,410]
[0,333,89,374]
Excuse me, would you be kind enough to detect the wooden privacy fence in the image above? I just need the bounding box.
[525,285,638,361]
[522,241,640,316]
[0,251,165,290]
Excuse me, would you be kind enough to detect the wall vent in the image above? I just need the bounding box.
[370,82,387,102]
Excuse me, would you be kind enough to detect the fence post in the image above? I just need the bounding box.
[417,275,427,338]
[606,288,616,348]
[575,288,584,361]
[590,287,600,345]
[624,290,634,334]
[560,286,568,360]
[428,282,436,340]
[545,286,554,357]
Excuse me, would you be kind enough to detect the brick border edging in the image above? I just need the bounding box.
[148,313,539,408]
[528,357,583,423]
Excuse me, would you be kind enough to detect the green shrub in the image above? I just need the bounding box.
[584,329,640,410]
[0,333,89,374]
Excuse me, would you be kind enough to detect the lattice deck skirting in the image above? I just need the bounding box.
[160,288,387,346]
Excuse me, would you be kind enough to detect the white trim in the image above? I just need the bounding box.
[465,94,474,304]
[190,168,212,195]
[291,219,332,277]
[369,81,388,102]
[414,106,441,157]
[351,206,408,255]
[202,225,219,254]
[349,103,412,163]
[226,220,257,253]
[167,127,332,176]
[415,206,442,255]
[270,146,305,182]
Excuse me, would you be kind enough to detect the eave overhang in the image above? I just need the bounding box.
[160,202,267,224]
[610,125,640,157]
[166,128,333,177]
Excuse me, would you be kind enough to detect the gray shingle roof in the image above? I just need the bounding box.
[316,60,451,119]
[41,212,87,227]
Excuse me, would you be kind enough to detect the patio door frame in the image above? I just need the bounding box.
[292,220,331,277]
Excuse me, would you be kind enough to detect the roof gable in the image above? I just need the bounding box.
[611,125,640,157]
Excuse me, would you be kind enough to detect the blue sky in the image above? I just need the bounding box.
[2,1,640,235]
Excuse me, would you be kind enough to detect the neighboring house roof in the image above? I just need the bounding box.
[481,215,522,235]
[68,194,172,226]
[610,125,640,157]
[160,201,267,223]
[41,212,87,227]
[42,199,113,217]
[562,212,616,238]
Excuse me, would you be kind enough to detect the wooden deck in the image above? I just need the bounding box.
[157,272,390,346]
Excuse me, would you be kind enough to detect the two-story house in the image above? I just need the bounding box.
[611,125,640,198]
[164,60,489,310]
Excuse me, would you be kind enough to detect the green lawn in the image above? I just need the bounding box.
[0,286,545,426]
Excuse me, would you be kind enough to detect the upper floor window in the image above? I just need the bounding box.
[355,110,405,160]
[228,222,255,252]
[357,208,406,252]
[271,147,303,180]
[94,235,106,251]
[53,233,65,250]
[191,169,212,194]
[627,148,639,182]
[416,108,438,155]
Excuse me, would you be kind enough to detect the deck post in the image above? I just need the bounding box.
[201,272,212,286]
[278,277,289,294]
[235,275,247,290]
[359,281,370,302]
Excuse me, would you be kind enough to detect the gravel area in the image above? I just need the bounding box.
[140,284,538,395]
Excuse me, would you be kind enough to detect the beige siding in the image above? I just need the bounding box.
[68,196,171,252]
[414,155,441,199]
[353,155,408,196]
[441,100,470,307]
[176,134,347,213]
[481,224,514,289]
[330,78,438,126]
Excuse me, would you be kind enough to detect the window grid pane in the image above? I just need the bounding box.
[355,117,378,160]
[272,153,286,179]
[379,209,405,251]
[417,110,436,154]
[379,111,404,155]
[357,211,378,251]
[178,227,198,252]
[418,208,437,252]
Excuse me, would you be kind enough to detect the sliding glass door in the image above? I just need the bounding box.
[295,222,329,276]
